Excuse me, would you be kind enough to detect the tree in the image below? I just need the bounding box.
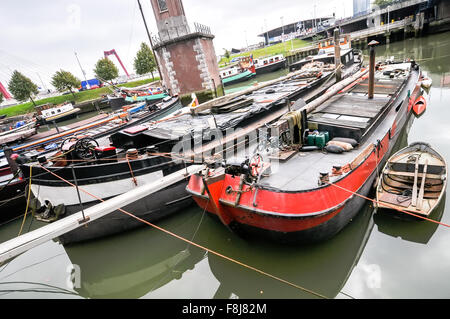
[0,92,3,104]
[223,49,231,65]
[51,69,81,98]
[224,49,230,60]
[134,43,156,80]
[93,57,119,82]
[8,70,39,106]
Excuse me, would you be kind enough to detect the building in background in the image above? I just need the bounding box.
[258,17,334,46]
[353,0,371,17]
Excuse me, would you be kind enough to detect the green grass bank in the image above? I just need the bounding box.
[0,77,160,117]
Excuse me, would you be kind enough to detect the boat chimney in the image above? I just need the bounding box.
[333,28,341,82]
[368,40,379,99]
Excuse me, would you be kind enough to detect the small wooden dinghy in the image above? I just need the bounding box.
[376,142,447,218]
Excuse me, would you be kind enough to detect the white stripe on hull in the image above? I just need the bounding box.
[31,170,164,206]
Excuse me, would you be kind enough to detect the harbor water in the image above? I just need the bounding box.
[1,32,450,299]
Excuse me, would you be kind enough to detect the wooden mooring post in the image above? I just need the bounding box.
[334,28,342,82]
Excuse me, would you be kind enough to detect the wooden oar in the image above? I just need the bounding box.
[411,156,419,207]
[417,159,428,211]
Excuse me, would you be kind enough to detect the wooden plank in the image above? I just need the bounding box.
[312,93,386,114]
[381,183,440,199]
[269,150,297,161]
[379,192,412,208]
[350,78,404,95]
[350,144,374,170]
[387,174,443,186]
[384,169,443,180]
[411,157,419,207]
[320,105,380,118]
[383,175,442,192]
[308,115,369,129]
[417,159,428,210]
[329,94,389,105]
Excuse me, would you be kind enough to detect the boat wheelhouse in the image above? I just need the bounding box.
[108,86,169,111]
[253,54,286,75]
[220,56,256,86]
[36,102,80,124]
[290,35,359,72]
[318,34,352,53]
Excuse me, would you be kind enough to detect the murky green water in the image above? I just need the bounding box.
[1,32,450,299]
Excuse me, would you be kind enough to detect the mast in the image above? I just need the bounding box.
[74,51,90,90]
[137,0,164,84]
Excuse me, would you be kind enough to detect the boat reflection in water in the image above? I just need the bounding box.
[63,210,206,299]
[204,201,375,299]
[62,199,374,299]
[374,193,446,245]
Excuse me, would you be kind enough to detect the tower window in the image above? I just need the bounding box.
[157,0,168,12]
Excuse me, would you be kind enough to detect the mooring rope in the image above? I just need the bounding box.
[37,163,329,299]
[17,165,33,236]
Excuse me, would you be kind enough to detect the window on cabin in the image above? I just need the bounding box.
[264,61,268,65]
[269,59,273,63]
[157,0,168,12]
[275,57,279,61]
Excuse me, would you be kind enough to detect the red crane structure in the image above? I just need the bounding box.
[104,49,130,78]
[0,81,12,100]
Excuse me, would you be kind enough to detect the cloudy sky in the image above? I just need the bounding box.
[0,0,353,90]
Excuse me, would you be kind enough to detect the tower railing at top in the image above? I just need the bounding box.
[152,22,213,46]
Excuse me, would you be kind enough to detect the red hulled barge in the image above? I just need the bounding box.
[187,56,428,243]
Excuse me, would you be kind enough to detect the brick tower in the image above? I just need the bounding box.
[149,0,221,98]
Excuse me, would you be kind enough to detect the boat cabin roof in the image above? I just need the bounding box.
[307,65,409,144]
